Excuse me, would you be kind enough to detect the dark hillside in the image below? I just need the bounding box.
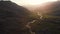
[0,1,32,34]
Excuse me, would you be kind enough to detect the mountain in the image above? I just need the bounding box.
[0,1,32,34]
[24,1,60,16]
[34,1,60,16]
[26,1,60,34]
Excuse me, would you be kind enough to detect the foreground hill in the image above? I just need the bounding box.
[0,1,36,34]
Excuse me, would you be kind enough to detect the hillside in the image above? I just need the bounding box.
[0,1,36,34]
[28,1,60,34]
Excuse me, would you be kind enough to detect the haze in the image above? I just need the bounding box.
[11,0,57,6]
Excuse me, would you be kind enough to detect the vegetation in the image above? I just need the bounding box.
[0,1,60,34]
[29,1,60,34]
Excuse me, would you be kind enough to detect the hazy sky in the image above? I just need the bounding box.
[11,0,57,6]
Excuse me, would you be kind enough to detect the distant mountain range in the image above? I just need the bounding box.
[24,1,60,16]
